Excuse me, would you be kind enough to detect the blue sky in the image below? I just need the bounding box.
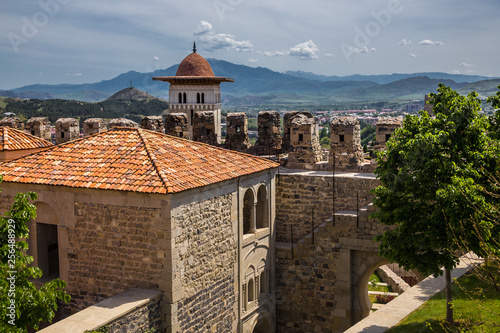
[1,0,499,90]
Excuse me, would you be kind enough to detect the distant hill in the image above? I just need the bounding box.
[106,87,162,102]
[2,59,499,106]
[1,88,168,124]
[284,70,497,85]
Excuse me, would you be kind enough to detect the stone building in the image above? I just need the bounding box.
[224,112,250,152]
[253,111,282,156]
[55,118,80,144]
[26,117,51,141]
[164,113,189,138]
[153,44,234,143]
[330,117,365,170]
[0,127,278,333]
[286,112,321,169]
[374,117,403,150]
[141,116,164,133]
[0,117,24,129]
[83,118,107,136]
[192,111,217,145]
[0,126,52,162]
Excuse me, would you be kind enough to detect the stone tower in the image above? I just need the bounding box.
[83,118,107,137]
[286,112,321,169]
[55,118,80,144]
[330,117,364,169]
[26,117,51,141]
[153,44,234,143]
[374,117,402,150]
[224,112,250,152]
[253,111,282,155]
[164,113,189,138]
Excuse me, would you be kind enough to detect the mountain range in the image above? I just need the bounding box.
[1,59,499,107]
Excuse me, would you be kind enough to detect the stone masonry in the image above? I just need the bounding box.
[0,117,24,129]
[55,118,80,144]
[26,117,51,141]
[141,116,164,133]
[108,118,139,129]
[224,112,250,152]
[286,113,321,169]
[173,193,237,333]
[67,202,163,313]
[282,111,314,153]
[275,172,379,243]
[164,113,189,139]
[83,118,107,136]
[374,117,403,150]
[253,111,282,155]
[192,111,218,145]
[330,117,365,170]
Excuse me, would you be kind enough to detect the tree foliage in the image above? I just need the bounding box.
[0,176,70,332]
[371,84,500,322]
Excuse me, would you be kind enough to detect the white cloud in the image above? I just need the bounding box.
[194,21,253,52]
[324,53,335,58]
[247,58,258,63]
[450,70,461,75]
[260,40,320,60]
[459,62,475,68]
[289,40,320,60]
[409,53,421,58]
[418,39,444,46]
[399,38,412,46]
[65,73,83,76]
[153,56,159,61]
[346,46,376,54]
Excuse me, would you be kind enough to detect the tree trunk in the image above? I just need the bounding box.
[445,267,453,324]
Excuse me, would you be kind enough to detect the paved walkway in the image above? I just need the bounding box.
[344,253,482,333]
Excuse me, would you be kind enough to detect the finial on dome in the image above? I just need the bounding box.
[193,41,197,53]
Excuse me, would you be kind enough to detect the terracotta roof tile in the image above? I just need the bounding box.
[0,126,53,151]
[176,52,215,77]
[0,127,278,194]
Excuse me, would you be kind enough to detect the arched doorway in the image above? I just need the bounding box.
[252,316,271,333]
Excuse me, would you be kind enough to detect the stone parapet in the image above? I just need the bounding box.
[83,118,107,136]
[192,111,217,145]
[0,117,24,129]
[224,112,250,151]
[26,117,51,141]
[164,113,189,138]
[141,116,164,133]
[55,118,80,144]
[330,117,364,168]
[287,113,321,169]
[253,111,282,155]
[108,118,139,129]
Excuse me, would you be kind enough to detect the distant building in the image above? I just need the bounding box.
[153,43,234,143]
[405,100,424,113]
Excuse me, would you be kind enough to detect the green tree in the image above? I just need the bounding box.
[371,84,499,324]
[0,176,70,332]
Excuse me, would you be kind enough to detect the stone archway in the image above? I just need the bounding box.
[252,317,271,333]
[351,250,389,323]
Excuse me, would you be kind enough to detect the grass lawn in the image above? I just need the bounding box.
[369,273,395,305]
[386,264,500,332]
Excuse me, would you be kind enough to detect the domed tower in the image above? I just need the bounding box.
[153,43,234,143]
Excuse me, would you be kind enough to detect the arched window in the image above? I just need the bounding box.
[183,93,187,104]
[243,189,255,234]
[260,271,266,297]
[178,93,182,104]
[197,93,200,104]
[201,93,205,104]
[248,278,255,302]
[256,185,268,229]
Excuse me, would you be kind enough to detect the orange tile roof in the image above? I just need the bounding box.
[176,52,215,77]
[0,126,53,151]
[0,127,278,194]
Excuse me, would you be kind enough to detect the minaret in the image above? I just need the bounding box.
[153,44,234,143]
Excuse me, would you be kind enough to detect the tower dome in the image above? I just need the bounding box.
[176,52,215,77]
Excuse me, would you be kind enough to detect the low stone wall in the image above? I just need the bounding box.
[376,265,410,294]
[39,288,163,333]
[275,171,379,243]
